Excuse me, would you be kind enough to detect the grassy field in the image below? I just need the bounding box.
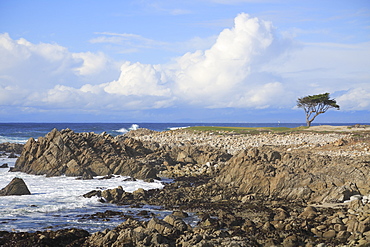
[186,126,308,134]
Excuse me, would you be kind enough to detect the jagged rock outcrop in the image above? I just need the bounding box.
[12,128,157,179]
[0,177,31,196]
[11,128,231,180]
[12,128,233,180]
[158,144,232,177]
[0,142,24,154]
[216,147,370,203]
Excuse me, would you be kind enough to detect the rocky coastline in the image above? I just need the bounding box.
[1,126,370,246]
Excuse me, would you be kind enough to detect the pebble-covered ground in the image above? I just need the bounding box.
[132,129,370,157]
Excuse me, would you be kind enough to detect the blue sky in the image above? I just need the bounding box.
[0,0,369,123]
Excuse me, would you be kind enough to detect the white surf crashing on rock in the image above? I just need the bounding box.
[168,126,190,131]
[0,135,29,144]
[114,124,140,134]
[0,155,164,233]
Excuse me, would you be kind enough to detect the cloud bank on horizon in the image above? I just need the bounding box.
[1,8,369,122]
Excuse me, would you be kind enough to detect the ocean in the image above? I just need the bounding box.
[0,122,362,144]
[0,122,366,233]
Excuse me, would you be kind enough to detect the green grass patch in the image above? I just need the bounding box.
[186,126,308,134]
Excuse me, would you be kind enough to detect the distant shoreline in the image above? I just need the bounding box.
[1,123,369,145]
[305,124,370,132]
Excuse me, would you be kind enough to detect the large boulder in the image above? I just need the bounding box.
[216,147,370,203]
[0,177,31,196]
[12,128,158,179]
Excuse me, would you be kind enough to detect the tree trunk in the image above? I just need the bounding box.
[306,116,312,127]
[306,112,320,127]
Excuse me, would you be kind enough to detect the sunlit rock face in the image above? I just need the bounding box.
[12,128,157,179]
[216,147,370,203]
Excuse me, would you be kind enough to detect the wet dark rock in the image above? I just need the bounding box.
[83,190,101,198]
[75,172,94,180]
[136,210,149,216]
[89,210,126,220]
[8,152,17,158]
[0,177,31,196]
[98,174,115,180]
[0,228,89,247]
[0,163,9,168]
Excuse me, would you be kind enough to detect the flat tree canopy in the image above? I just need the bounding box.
[297,93,340,127]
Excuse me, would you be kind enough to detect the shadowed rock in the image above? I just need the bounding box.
[0,228,89,247]
[0,177,31,196]
[0,163,9,168]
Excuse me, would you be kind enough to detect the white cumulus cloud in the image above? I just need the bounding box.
[104,62,171,97]
[1,12,369,118]
[171,13,284,107]
[337,87,370,111]
[0,33,120,108]
[0,14,296,111]
[98,13,292,109]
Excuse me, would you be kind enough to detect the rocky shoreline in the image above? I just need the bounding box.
[1,127,370,246]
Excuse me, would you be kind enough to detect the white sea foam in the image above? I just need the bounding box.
[0,157,164,232]
[0,135,29,144]
[115,128,129,133]
[115,124,140,134]
[130,124,139,130]
[168,126,190,131]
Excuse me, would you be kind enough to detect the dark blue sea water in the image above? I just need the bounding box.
[0,122,368,144]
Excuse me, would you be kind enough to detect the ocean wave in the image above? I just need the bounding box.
[114,124,140,134]
[115,128,128,133]
[168,126,190,131]
[0,171,164,232]
[129,124,139,130]
[0,135,28,144]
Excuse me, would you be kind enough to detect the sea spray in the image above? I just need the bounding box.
[0,156,164,232]
[114,124,140,134]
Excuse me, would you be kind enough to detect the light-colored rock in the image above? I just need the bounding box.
[215,146,369,203]
[147,217,173,235]
[323,229,336,238]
